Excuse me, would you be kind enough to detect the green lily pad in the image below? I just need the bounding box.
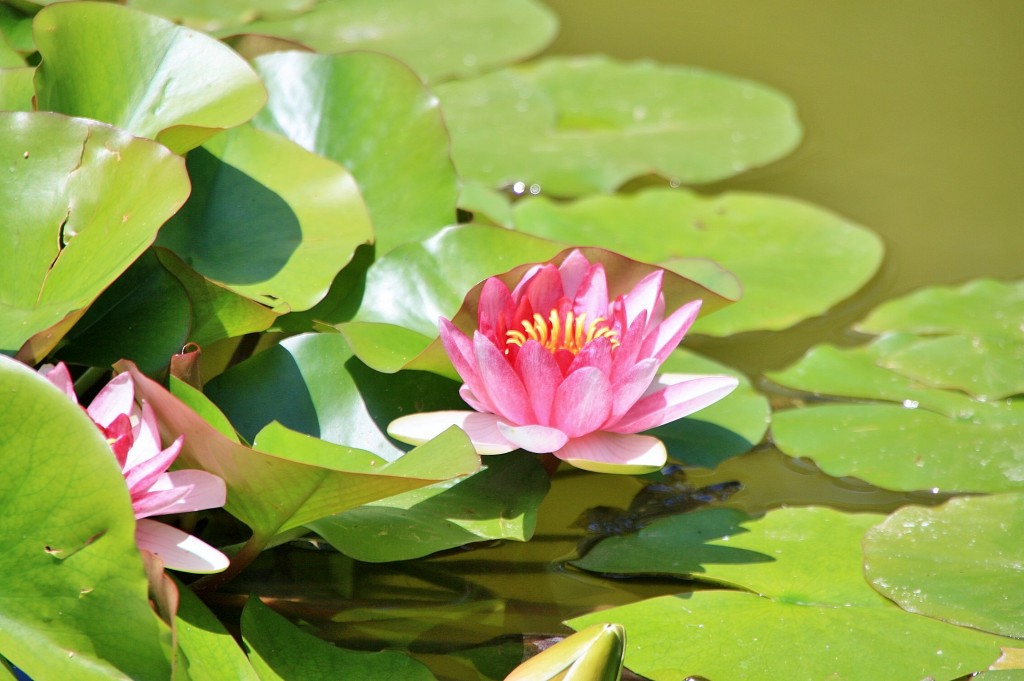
[204,332,466,459]
[33,1,266,154]
[770,334,1024,494]
[856,279,1024,400]
[648,349,769,468]
[252,50,457,256]
[308,452,551,562]
[512,188,884,336]
[434,55,802,197]
[573,506,886,607]
[506,623,625,681]
[864,492,1024,638]
[340,225,739,377]
[0,37,23,67]
[0,66,34,110]
[175,579,260,680]
[568,591,1012,681]
[55,249,190,374]
[158,124,372,312]
[242,596,437,680]
[127,0,314,32]
[225,0,558,83]
[0,5,33,53]
[0,111,190,358]
[0,356,172,680]
[123,362,478,546]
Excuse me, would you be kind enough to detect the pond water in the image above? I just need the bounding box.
[216,2,1024,678]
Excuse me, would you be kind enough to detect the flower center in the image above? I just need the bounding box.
[506,309,619,355]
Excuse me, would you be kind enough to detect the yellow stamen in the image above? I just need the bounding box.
[505,309,619,355]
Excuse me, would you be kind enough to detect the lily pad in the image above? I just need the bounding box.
[573,506,886,607]
[127,0,314,32]
[0,111,190,358]
[242,596,437,680]
[512,188,884,336]
[225,0,558,83]
[856,279,1024,400]
[650,349,770,468]
[770,334,1024,494]
[568,591,1012,681]
[175,580,260,680]
[0,356,172,681]
[434,55,802,197]
[157,124,373,312]
[308,452,551,562]
[864,492,1024,638]
[252,50,457,256]
[33,1,266,154]
[0,67,34,110]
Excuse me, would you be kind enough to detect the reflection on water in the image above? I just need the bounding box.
[226,2,1024,678]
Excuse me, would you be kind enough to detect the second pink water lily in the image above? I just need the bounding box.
[388,250,739,474]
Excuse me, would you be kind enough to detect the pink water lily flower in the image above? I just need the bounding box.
[388,250,739,474]
[41,363,229,573]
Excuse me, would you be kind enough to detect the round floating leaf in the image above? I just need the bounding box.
[651,349,769,467]
[512,188,883,335]
[574,507,886,607]
[158,124,372,312]
[856,279,1024,400]
[0,66,35,111]
[0,356,172,680]
[252,50,457,255]
[568,591,1012,681]
[174,580,260,680]
[0,111,190,357]
[864,493,1024,638]
[33,1,266,153]
[770,336,1024,494]
[435,55,802,197]
[226,0,558,83]
[127,0,314,32]
[0,5,33,54]
[242,596,436,681]
[308,452,551,562]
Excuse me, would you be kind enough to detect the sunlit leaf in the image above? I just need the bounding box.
[0,356,172,680]
[308,453,551,562]
[0,5,33,54]
[512,188,883,335]
[856,279,1024,400]
[770,334,1024,494]
[252,50,457,255]
[568,591,1012,681]
[0,66,33,110]
[242,596,437,680]
[226,0,558,83]
[127,0,314,32]
[175,580,260,680]
[574,506,886,607]
[435,55,802,197]
[864,493,1024,638]
[158,124,372,312]
[0,111,189,357]
[34,1,266,153]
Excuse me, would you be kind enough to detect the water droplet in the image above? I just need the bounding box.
[902,399,919,409]
[528,183,541,195]
[512,181,526,195]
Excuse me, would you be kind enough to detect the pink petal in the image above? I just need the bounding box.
[621,270,666,327]
[609,310,648,384]
[608,374,739,434]
[496,422,569,453]
[514,340,562,425]
[124,400,167,471]
[40,363,77,401]
[132,484,192,519]
[124,436,182,496]
[605,357,661,425]
[566,336,613,376]
[551,366,612,438]
[556,249,591,300]
[458,385,491,414]
[474,331,534,424]
[476,277,514,342]
[440,319,497,414]
[515,264,563,313]
[86,371,136,428]
[135,518,229,574]
[639,299,702,363]
[571,261,609,318]
[553,432,667,474]
[388,410,516,454]
[155,469,226,513]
